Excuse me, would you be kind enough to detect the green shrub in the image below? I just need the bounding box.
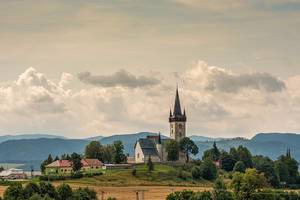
[177,169,192,180]
[233,161,246,173]
[191,166,201,180]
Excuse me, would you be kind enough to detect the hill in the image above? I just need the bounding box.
[0,132,299,171]
[0,134,66,143]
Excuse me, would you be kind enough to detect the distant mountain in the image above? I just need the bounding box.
[0,134,66,143]
[85,136,104,141]
[0,138,88,162]
[0,132,299,171]
[189,135,231,142]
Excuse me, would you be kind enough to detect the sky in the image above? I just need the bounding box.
[0,0,300,138]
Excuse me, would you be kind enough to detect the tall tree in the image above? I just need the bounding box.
[70,152,82,172]
[166,140,180,161]
[84,141,103,161]
[113,140,126,164]
[40,154,53,173]
[179,137,199,163]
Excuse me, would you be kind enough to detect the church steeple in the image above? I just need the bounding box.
[173,87,182,116]
[169,86,187,141]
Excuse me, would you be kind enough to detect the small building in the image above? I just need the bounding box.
[45,159,104,175]
[0,168,26,180]
[45,160,73,175]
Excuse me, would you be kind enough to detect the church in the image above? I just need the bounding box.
[134,87,187,163]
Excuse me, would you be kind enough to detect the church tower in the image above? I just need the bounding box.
[169,87,186,142]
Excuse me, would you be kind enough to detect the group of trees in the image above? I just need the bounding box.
[40,140,127,174]
[203,143,300,188]
[166,137,199,162]
[167,169,300,200]
[84,140,127,164]
[2,182,97,200]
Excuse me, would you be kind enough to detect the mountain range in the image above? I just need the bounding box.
[0,132,299,170]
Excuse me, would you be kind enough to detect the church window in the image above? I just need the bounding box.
[137,153,140,158]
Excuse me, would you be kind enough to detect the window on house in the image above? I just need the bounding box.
[137,153,140,158]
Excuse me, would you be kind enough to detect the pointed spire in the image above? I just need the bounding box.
[169,109,172,117]
[173,87,182,116]
[183,108,186,116]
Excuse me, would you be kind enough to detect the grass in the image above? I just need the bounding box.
[60,164,213,187]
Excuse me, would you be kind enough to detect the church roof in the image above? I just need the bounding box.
[169,87,186,122]
[137,138,159,157]
[173,88,182,116]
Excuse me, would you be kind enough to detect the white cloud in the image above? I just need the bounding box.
[0,63,300,138]
[183,61,286,93]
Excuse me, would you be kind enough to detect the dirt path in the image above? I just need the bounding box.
[0,185,211,200]
[71,185,212,200]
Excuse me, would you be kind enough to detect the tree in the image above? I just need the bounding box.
[70,152,82,172]
[24,182,40,198]
[274,160,289,183]
[233,161,246,173]
[57,184,73,200]
[252,155,279,187]
[3,183,24,200]
[277,154,299,184]
[40,154,53,173]
[39,182,57,199]
[179,137,199,163]
[202,142,220,162]
[147,156,154,172]
[84,141,103,161]
[220,152,236,172]
[193,191,212,200]
[73,187,97,200]
[231,169,267,200]
[199,158,217,180]
[166,140,180,161]
[103,144,114,163]
[191,166,201,179]
[213,179,233,200]
[113,141,126,164]
[237,146,253,168]
[54,156,59,161]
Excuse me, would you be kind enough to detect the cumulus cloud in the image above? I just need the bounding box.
[183,61,286,93]
[1,63,300,138]
[78,69,160,88]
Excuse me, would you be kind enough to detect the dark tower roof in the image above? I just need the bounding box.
[173,88,182,116]
[169,87,186,122]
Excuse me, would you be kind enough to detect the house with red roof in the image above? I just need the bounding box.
[45,159,104,175]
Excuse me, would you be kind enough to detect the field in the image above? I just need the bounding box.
[61,164,212,187]
[0,164,213,199]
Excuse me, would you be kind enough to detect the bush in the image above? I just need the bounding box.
[166,190,194,200]
[233,161,246,173]
[57,183,73,200]
[199,159,217,180]
[193,191,212,200]
[73,187,97,200]
[39,182,58,199]
[3,183,24,200]
[24,182,40,198]
[132,168,137,176]
[191,166,201,180]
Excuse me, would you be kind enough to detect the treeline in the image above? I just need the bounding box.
[40,140,127,173]
[1,182,97,200]
[167,172,300,200]
[202,143,300,188]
